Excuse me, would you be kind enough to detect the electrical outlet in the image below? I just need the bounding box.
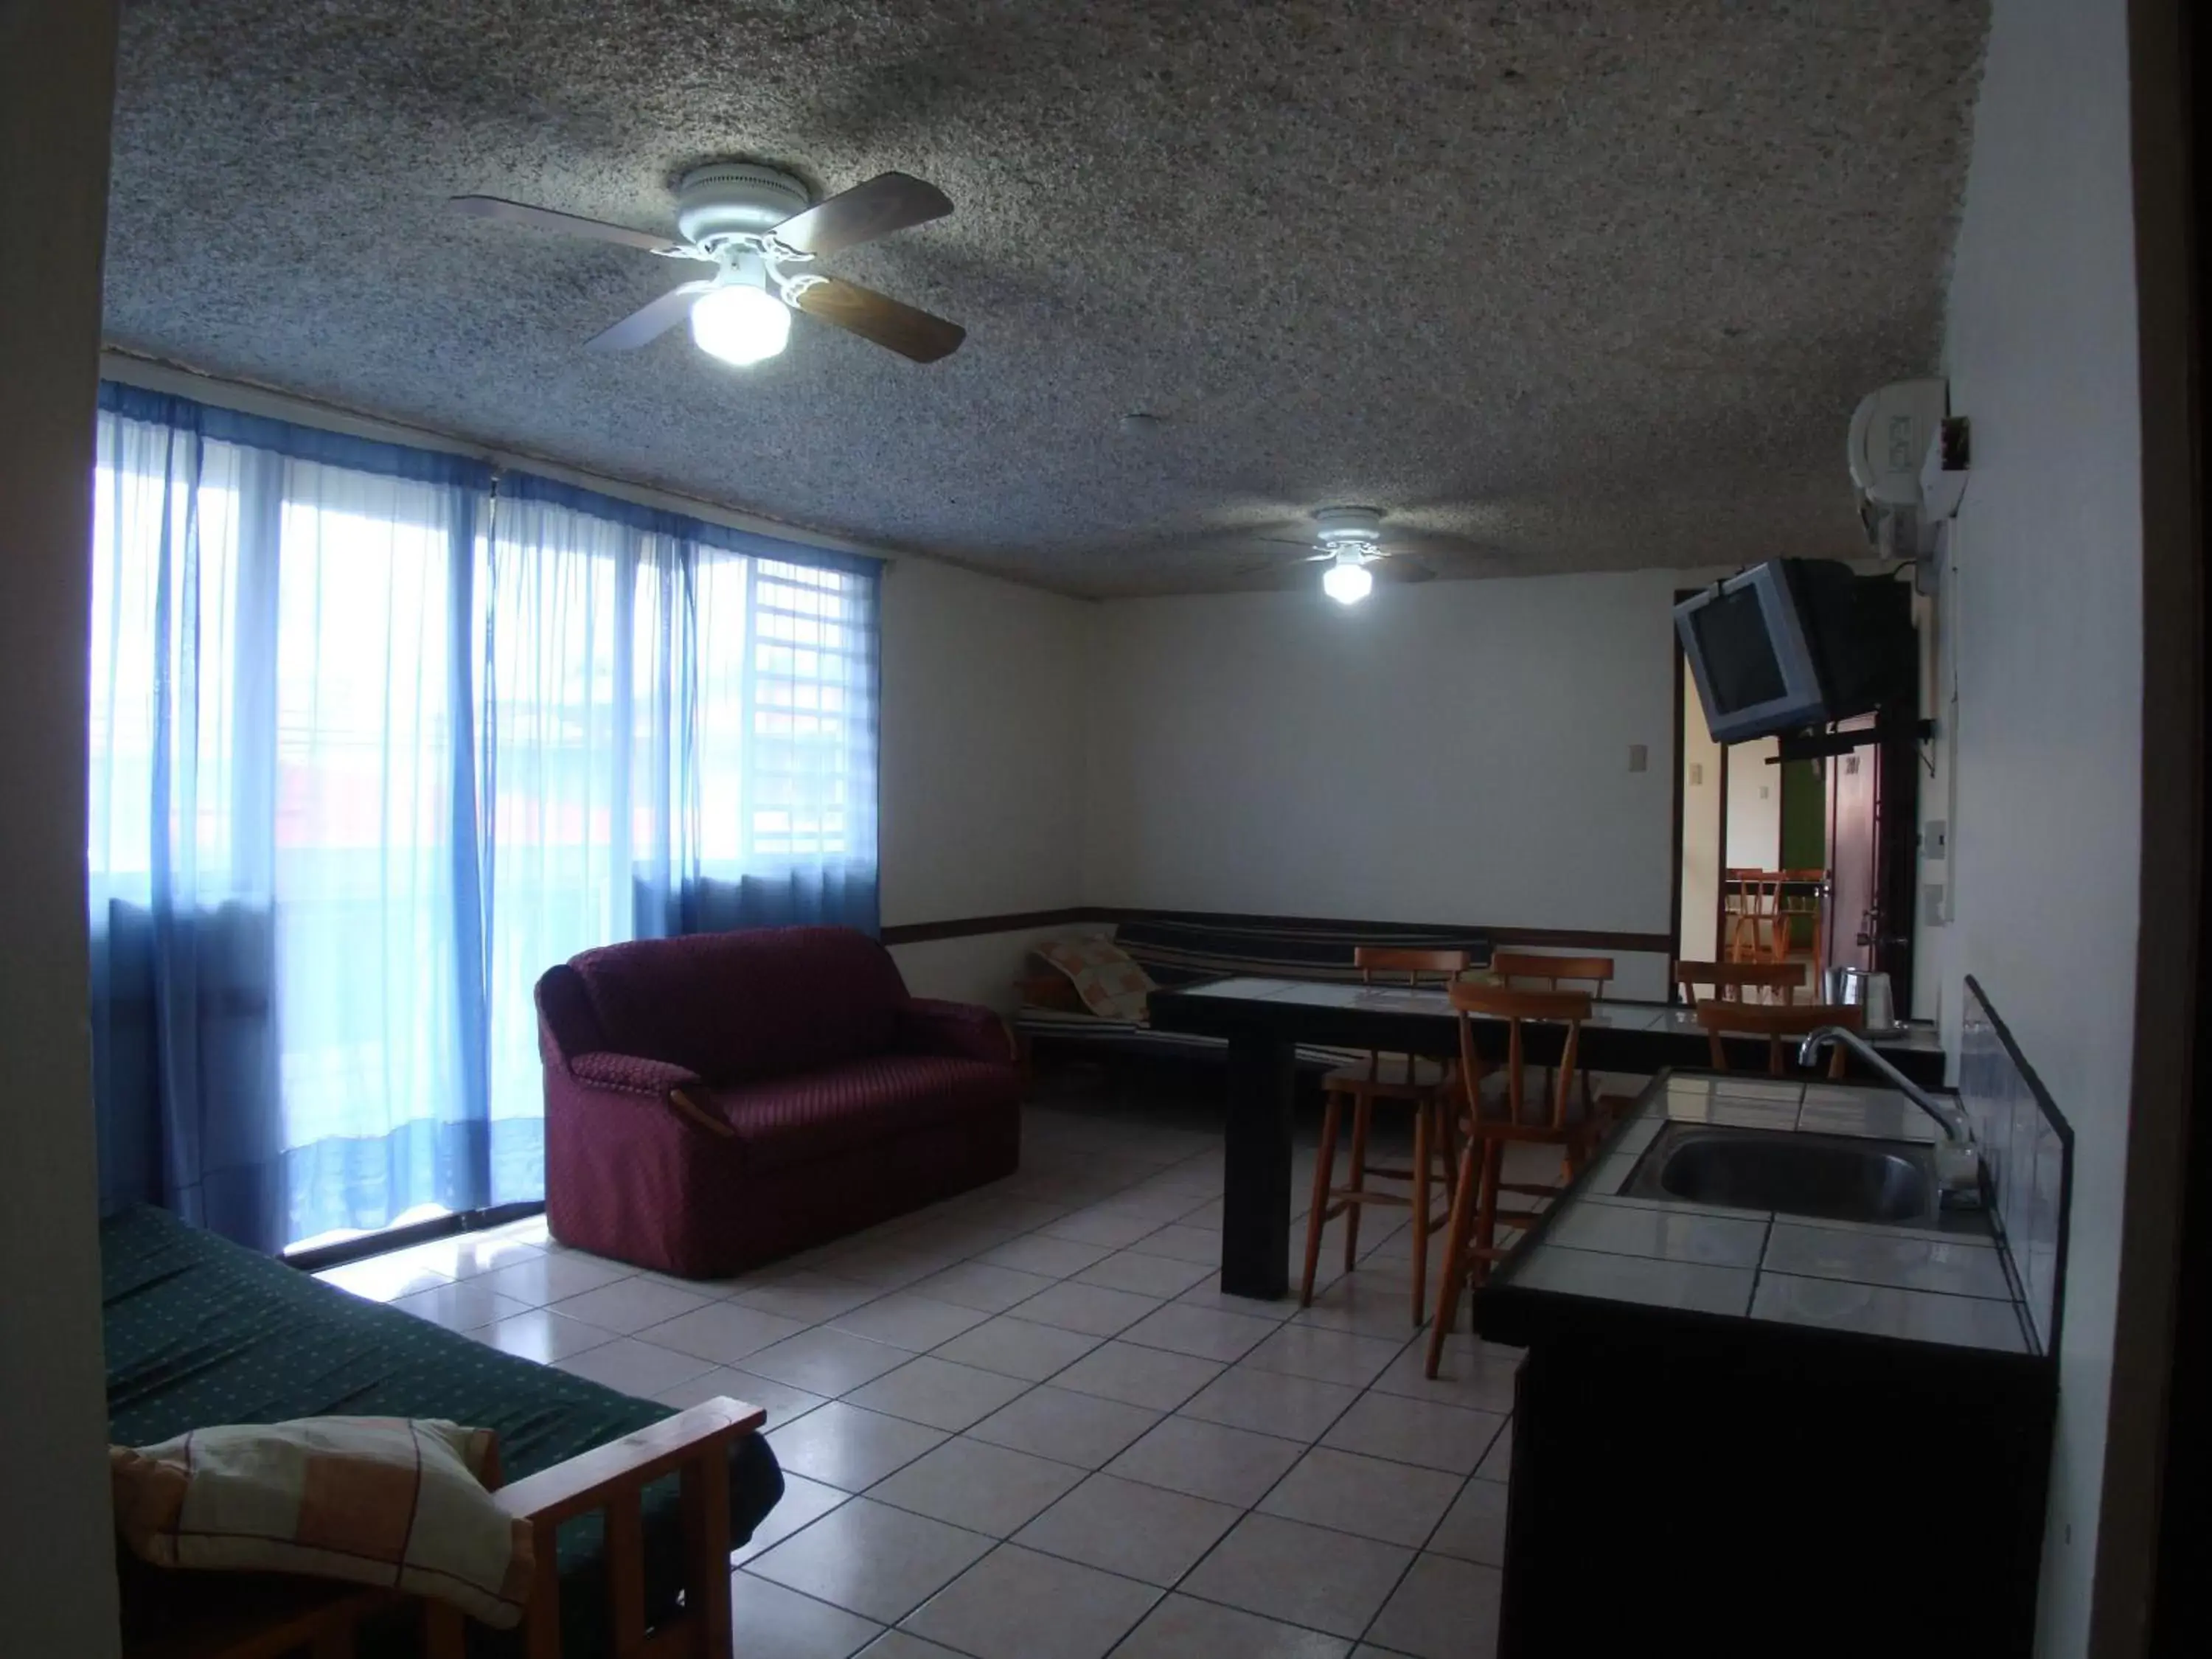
[1925,880,1947,924]
[1688,762,1704,787]
[1628,744,1648,773]
[1924,818,1949,860]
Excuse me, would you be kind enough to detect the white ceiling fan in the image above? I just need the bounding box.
[1237,507,1435,603]
[450,161,965,366]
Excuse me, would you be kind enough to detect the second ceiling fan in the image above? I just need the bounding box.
[1237,507,1435,603]
[451,161,965,366]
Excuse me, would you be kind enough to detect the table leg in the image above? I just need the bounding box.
[1221,1030,1295,1299]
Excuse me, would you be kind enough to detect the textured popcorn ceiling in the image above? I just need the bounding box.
[103,1,1987,597]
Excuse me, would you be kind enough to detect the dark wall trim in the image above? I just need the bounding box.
[883,905,1672,955]
[880,908,1091,946]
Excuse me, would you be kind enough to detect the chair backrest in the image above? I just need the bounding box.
[1488,950,1614,998]
[558,926,911,1082]
[1693,999,1864,1077]
[1351,946,1470,1078]
[1450,980,1593,1131]
[1674,959,1809,1004]
[1354,945,1470,983]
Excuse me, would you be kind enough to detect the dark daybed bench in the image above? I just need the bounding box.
[1013,914,1493,1073]
[103,1205,782,1655]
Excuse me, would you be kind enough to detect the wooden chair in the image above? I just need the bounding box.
[1774,867,1828,964]
[1694,1000,1864,1077]
[1489,952,1615,1118]
[1674,959,1809,1005]
[1487,950,1614,997]
[1425,982,1609,1377]
[119,1398,762,1659]
[1301,946,1470,1324]
[1726,869,1787,962]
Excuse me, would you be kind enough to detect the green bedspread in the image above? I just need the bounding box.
[102,1205,766,1655]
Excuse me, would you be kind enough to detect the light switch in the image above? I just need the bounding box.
[1758,785,1770,799]
[1924,818,1949,860]
[1628,744,1648,773]
[1688,762,1704,787]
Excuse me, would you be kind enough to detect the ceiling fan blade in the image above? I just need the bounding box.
[1233,549,1331,579]
[1374,554,1436,583]
[771,172,953,257]
[449,195,699,257]
[585,280,714,351]
[790,276,965,363]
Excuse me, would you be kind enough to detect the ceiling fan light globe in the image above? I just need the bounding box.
[1322,557,1374,605]
[689,283,790,365]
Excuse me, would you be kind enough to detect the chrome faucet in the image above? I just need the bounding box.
[1798,1026,1983,1206]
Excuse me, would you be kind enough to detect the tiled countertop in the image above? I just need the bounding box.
[1486,1072,2037,1356]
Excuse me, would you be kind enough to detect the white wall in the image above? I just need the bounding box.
[0,1,123,1649]
[879,557,1091,1007]
[1723,736,1781,869]
[1918,0,2144,1646]
[1084,571,1682,998]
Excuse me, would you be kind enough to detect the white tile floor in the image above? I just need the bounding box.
[321,1082,1539,1659]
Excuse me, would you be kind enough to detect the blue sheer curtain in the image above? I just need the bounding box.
[476,477,881,1182]
[88,386,881,1251]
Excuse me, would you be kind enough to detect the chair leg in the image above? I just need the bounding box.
[1300,1093,1342,1307]
[1343,1098,1371,1271]
[1410,1097,1433,1327]
[1472,1140,1503,1289]
[1427,1136,1481,1378]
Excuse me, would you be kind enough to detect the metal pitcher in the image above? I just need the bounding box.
[1823,966,1899,1032]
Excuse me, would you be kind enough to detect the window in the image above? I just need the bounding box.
[88,383,880,1251]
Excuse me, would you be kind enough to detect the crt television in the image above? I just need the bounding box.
[1674,559,1916,744]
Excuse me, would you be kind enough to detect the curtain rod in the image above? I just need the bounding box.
[99,347,900,573]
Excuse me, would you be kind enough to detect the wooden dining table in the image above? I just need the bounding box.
[1146,974,1948,1299]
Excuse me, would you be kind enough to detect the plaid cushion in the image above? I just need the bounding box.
[111,1416,534,1630]
[1034,936,1155,1021]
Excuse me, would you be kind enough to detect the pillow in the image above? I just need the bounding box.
[1034,935,1155,1022]
[111,1416,534,1630]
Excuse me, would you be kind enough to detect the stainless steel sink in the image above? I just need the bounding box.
[1623,1124,1940,1225]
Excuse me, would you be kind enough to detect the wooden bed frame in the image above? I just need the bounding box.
[119,1396,765,1659]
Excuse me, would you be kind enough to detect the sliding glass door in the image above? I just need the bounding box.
[88,385,880,1252]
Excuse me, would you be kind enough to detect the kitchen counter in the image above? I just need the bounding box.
[1472,1062,2060,1659]
[1479,1071,2039,1357]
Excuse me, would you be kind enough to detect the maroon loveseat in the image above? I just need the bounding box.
[536,926,1023,1278]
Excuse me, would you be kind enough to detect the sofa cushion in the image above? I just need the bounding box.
[568,926,911,1082]
[693,1054,1024,1173]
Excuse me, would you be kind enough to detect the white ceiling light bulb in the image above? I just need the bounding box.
[690,279,791,366]
[1322,548,1374,605]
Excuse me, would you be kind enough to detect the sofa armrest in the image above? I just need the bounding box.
[901,998,1016,1065]
[569,1051,703,1098]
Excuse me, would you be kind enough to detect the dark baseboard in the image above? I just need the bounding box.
[882,905,1671,955]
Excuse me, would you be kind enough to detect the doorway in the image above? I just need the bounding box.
[1670,639,1913,1005]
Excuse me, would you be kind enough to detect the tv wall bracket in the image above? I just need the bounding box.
[1770,716,1935,763]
